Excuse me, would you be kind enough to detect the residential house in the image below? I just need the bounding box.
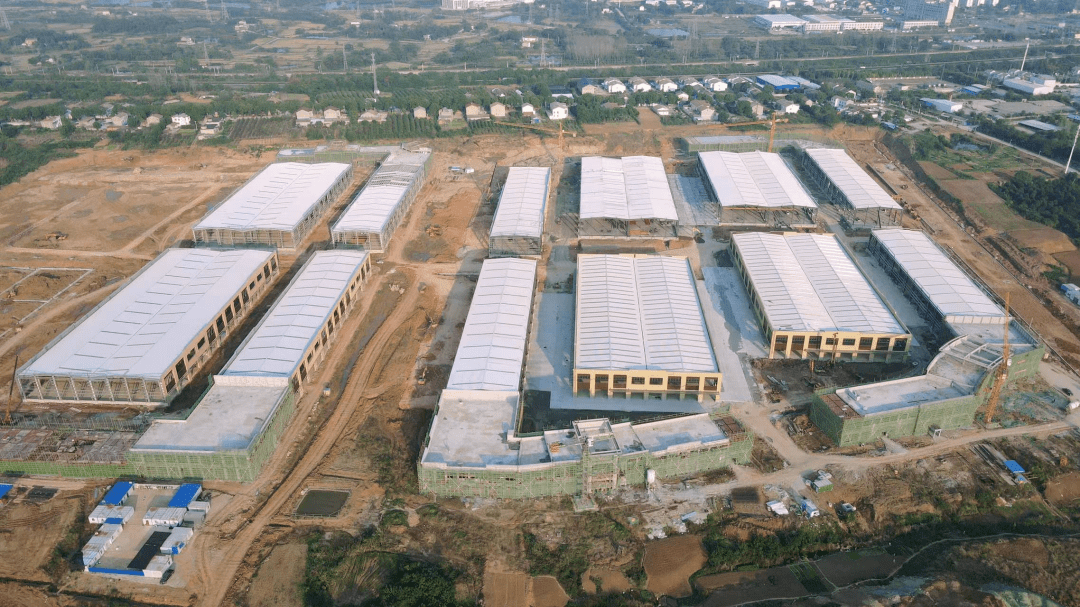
[628,77,652,93]
[105,112,130,128]
[781,102,800,114]
[603,78,627,94]
[830,97,849,111]
[578,78,603,96]
[676,91,690,102]
[143,114,163,127]
[654,77,678,93]
[76,117,97,130]
[678,76,702,90]
[683,100,716,122]
[548,102,569,120]
[520,103,536,117]
[437,107,455,123]
[413,106,428,119]
[521,36,538,48]
[171,113,192,127]
[740,98,765,118]
[294,109,314,126]
[464,102,488,121]
[322,107,347,124]
[652,104,673,117]
[703,77,728,92]
[489,102,508,118]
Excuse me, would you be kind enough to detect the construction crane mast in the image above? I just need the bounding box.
[984,292,1011,425]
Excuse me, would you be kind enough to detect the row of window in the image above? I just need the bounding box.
[291,261,370,392]
[773,334,907,353]
[575,373,720,392]
[165,258,279,393]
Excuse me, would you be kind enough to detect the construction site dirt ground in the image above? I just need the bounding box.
[1,126,1080,607]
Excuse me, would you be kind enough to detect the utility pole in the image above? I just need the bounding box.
[1020,42,1029,72]
[220,0,228,21]
[203,0,213,21]
[1066,119,1080,176]
[371,52,379,95]
[342,46,347,71]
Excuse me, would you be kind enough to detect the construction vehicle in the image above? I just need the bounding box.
[983,293,1011,425]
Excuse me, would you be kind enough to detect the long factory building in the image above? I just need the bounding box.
[731,232,911,362]
[810,229,1044,446]
[128,250,371,481]
[801,148,903,228]
[698,151,818,229]
[418,256,751,499]
[574,255,721,399]
[331,150,431,252]
[489,166,550,258]
[17,249,279,405]
[578,156,680,238]
[192,162,354,250]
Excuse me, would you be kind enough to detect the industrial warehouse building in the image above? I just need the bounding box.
[129,250,371,481]
[578,156,679,238]
[192,162,353,249]
[418,257,752,499]
[489,167,550,257]
[574,255,721,400]
[698,151,818,228]
[730,232,911,361]
[331,150,431,251]
[810,229,1044,446]
[17,249,278,405]
[801,149,903,228]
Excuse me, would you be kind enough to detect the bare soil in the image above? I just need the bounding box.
[483,570,529,607]
[581,567,632,594]
[248,542,306,607]
[917,161,958,181]
[528,575,570,607]
[697,567,807,607]
[0,492,83,582]
[1045,471,1080,507]
[1009,228,1076,255]
[644,535,706,598]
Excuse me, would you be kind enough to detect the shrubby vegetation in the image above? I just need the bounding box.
[992,172,1080,240]
[0,131,95,186]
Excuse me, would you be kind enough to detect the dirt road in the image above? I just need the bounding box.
[190,272,421,607]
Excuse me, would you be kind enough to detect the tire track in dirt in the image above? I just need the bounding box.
[195,272,421,607]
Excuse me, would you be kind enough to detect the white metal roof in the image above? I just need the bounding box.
[221,250,369,378]
[575,255,718,372]
[871,228,1004,319]
[446,258,537,391]
[21,249,274,380]
[194,162,351,232]
[490,167,550,239]
[732,232,905,334]
[698,151,818,209]
[330,151,429,234]
[579,156,679,221]
[804,149,902,211]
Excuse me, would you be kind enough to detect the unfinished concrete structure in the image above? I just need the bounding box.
[128,250,372,481]
[810,228,1044,446]
[17,249,278,405]
[192,162,353,249]
[574,255,721,400]
[801,149,902,228]
[418,257,752,499]
[489,167,550,257]
[331,150,431,252]
[731,232,911,362]
[698,151,818,229]
[578,156,679,238]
